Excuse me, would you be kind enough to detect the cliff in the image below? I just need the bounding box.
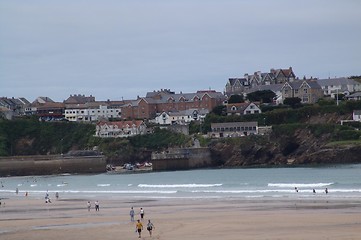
[209,127,361,167]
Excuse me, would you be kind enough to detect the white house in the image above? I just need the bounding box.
[65,103,121,122]
[346,92,361,101]
[210,122,258,138]
[95,120,146,138]
[317,77,361,98]
[226,102,261,116]
[153,109,209,125]
[353,110,361,122]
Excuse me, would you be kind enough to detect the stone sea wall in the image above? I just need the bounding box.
[151,148,212,171]
[0,155,106,176]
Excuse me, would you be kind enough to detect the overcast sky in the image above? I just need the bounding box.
[1,0,360,102]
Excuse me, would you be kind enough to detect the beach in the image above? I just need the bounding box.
[1,196,361,240]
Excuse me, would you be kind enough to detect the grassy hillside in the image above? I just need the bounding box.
[0,119,192,165]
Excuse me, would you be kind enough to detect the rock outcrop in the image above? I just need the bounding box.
[209,128,361,167]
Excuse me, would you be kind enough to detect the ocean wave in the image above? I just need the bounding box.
[268,183,334,188]
[97,184,110,187]
[138,183,222,188]
[191,189,294,193]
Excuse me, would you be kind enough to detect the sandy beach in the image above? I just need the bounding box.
[1,196,360,240]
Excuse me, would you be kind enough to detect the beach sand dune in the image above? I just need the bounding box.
[1,198,361,240]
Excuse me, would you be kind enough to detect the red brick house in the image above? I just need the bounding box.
[121,89,225,120]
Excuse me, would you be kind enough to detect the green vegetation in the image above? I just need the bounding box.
[128,128,191,149]
[247,90,276,103]
[0,118,95,156]
[283,97,302,108]
[228,94,244,103]
[326,140,361,147]
[0,119,191,165]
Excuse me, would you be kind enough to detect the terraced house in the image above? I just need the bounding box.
[120,89,225,120]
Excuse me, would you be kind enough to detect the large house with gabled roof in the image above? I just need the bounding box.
[281,80,323,104]
[225,67,297,97]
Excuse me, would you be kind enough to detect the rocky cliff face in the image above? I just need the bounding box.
[209,127,361,167]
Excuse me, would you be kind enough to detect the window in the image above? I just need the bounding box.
[303,88,308,93]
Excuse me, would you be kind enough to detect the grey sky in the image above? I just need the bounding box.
[1,0,360,102]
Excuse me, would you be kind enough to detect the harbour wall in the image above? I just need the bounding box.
[0,155,106,176]
[151,148,212,171]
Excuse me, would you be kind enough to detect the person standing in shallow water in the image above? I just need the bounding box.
[87,201,91,211]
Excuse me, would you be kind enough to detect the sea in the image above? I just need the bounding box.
[1,164,361,201]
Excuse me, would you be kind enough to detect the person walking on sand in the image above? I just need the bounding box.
[135,219,143,238]
[87,201,91,211]
[140,207,144,220]
[95,200,99,211]
[147,219,155,237]
[130,207,135,222]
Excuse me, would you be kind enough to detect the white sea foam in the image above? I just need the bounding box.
[97,184,110,187]
[191,189,294,193]
[138,184,222,188]
[268,183,334,188]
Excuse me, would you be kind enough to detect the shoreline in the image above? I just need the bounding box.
[1,197,361,240]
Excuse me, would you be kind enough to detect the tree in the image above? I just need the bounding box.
[211,105,226,116]
[247,90,276,103]
[228,94,244,103]
[283,97,302,108]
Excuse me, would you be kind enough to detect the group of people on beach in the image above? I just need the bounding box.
[87,200,100,211]
[294,187,329,194]
[130,207,155,238]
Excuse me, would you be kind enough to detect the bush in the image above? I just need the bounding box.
[332,130,361,141]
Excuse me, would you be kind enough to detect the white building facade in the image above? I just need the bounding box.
[153,109,209,125]
[65,104,121,122]
[95,120,146,138]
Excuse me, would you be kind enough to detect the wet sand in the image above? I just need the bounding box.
[1,196,361,240]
